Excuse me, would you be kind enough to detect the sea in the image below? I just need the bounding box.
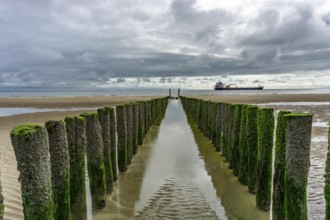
[0,87,330,97]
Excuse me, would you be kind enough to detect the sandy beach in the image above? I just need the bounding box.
[0,94,329,219]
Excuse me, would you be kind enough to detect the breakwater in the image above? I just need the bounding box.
[8,97,168,219]
[180,96,315,219]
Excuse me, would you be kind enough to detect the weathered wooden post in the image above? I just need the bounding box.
[221,103,228,158]
[272,110,291,220]
[246,106,259,194]
[97,107,114,194]
[178,88,180,97]
[45,120,71,220]
[11,124,54,219]
[227,104,235,164]
[138,102,145,145]
[284,113,312,220]
[238,105,249,185]
[116,105,128,172]
[65,116,87,220]
[211,102,217,145]
[206,100,211,138]
[325,123,330,220]
[231,104,243,175]
[256,107,274,211]
[80,113,106,209]
[199,100,205,133]
[215,102,223,151]
[125,104,134,165]
[169,89,171,97]
[109,108,118,182]
[133,103,139,154]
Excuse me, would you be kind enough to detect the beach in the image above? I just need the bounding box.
[0,94,329,219]
[0,96,157,219]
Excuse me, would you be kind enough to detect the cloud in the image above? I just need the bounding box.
[116,78,126,83]
[1,0,330,88]
[27,46,65,61]
[77,52,97,63]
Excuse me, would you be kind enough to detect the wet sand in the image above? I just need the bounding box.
[193,94,330,220]
[0,94,329,219]
[0,96,157,219]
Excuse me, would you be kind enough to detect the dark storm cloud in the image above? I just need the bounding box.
[1,0,330,88]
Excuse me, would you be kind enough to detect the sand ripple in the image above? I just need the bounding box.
[134,179,219,220]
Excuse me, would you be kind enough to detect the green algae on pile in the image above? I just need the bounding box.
[284,113,313,220]
[97,107,114,194]
[246,106,259,194]
[10,124,54,220]
[256,107,274,211]
[231,104,243,176]
[109,108,118,182]
[238,105,249,185]
[272,110,291,220]
[116,105,128,172]
[125,104,134,165]
[65,116,87,220]
[45,120,71,220]
[80,112,107,209]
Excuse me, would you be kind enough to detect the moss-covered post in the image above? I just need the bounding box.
[138,102,145,145]
[125,104,134,165]
[45,120,71,220]
[272,110,291,220]
[231,104,243,175]
[211,102,217,145]
[206,101,211,138]
[133,103,139,154]
[256,108,274,211]
[145,101,150,132]
[284,113,313,220]
[221,103,228,158]
[80,113,106,209]
[97,107,114,194]
[215,103,222,151]
[325,123,330,220]
[116,105,127,172]
[246,106,259,194]
[10,124,54,219]
[143,101,148,136]
[109,108,118,182]
[227,104,235,164]
[65,116,87,220]
[238,105,249,185]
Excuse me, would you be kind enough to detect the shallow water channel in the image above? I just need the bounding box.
[93,99,268,220]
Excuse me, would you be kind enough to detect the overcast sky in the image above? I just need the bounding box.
[1,0,330,89]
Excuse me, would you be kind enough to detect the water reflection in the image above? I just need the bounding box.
[93,122,161,219]
[94,99,269,219]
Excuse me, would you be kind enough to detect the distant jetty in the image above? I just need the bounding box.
[214,81,264,90]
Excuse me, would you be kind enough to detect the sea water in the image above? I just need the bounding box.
[1,87,330,97]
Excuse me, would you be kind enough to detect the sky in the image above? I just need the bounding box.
[1,0,330,89]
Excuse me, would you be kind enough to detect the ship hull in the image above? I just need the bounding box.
[214,87,263,90]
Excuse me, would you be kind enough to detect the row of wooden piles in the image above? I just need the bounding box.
[2,97,168,220]
[180,96,319,220]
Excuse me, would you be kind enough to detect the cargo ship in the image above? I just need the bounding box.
[214,81,263,90]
